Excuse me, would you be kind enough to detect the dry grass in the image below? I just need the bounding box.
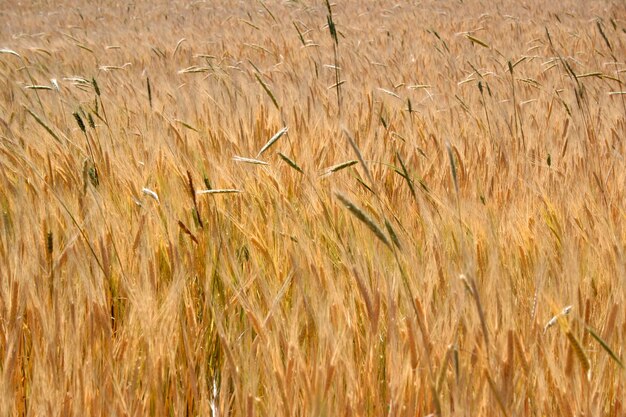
[1,0,625,415]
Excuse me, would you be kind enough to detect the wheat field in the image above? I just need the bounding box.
[1,0,625,415]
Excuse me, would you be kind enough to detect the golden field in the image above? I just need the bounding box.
[1,0,625,415]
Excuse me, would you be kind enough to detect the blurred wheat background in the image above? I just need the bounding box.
[1,0,625,415]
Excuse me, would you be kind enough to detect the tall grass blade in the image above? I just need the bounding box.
[254,73,280,110]
[335,193,390,247]
[586,326,624,368]
[257,126,288,157]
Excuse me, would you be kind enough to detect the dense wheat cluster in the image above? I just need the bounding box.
[1,0,625,415]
